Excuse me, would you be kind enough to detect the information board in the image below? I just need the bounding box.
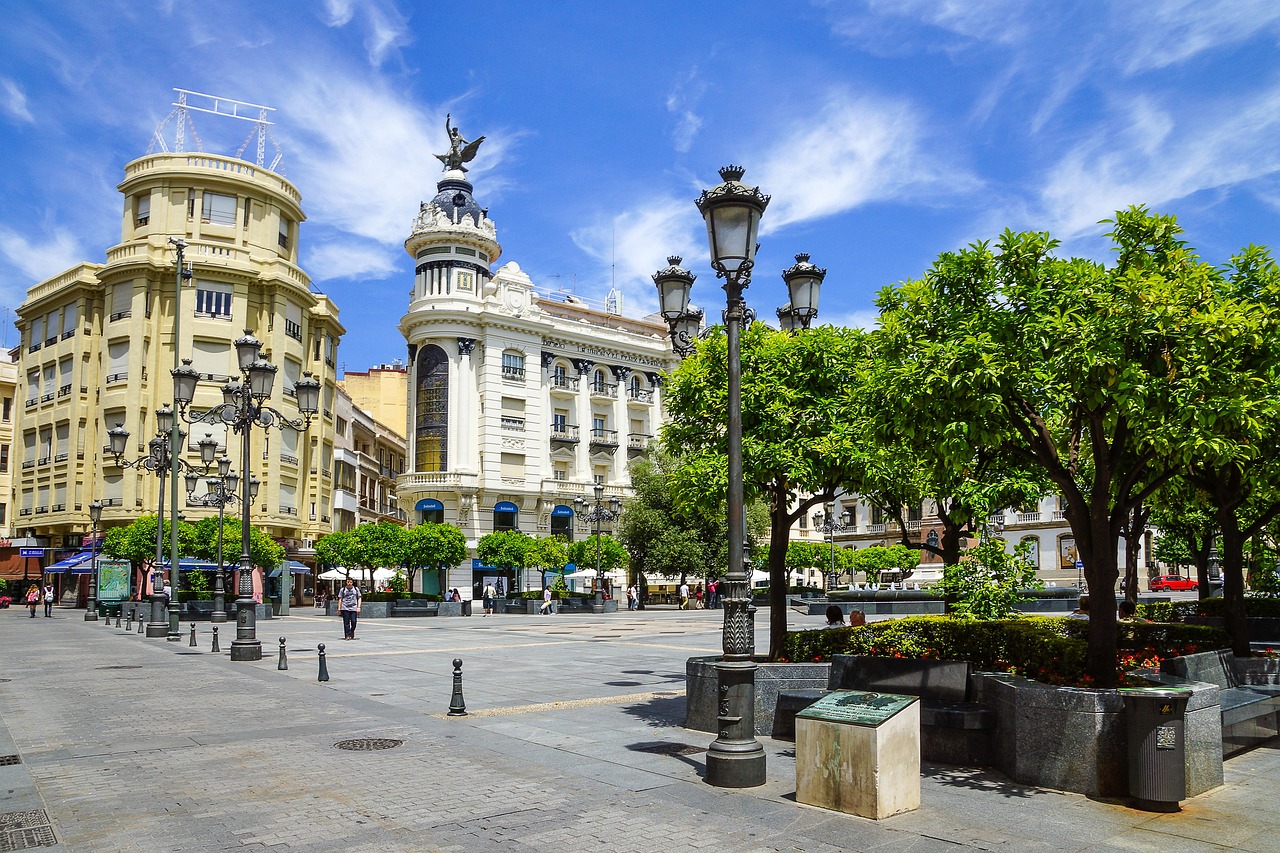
[796,690,916,727]
[96,559,131,602]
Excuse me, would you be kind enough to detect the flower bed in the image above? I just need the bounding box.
[782,616,1228,687]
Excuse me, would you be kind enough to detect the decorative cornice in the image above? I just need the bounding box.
[572,358,594,375]
[457,337,476,356]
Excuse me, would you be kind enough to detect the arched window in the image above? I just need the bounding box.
[415,344,448,472]
[494,501,519,532]
[592,369,608,393]
[1021,535,1041,569]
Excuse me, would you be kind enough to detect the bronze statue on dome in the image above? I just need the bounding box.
[436,114,485,173]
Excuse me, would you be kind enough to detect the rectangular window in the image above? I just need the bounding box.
[24,371,35,403]
[201,192,237,226]
[58,359,72,396]
[107,340,129,383]
[501,352,525,380]
[552,464,568,481]
[0,503,7,525]
[285,302,302,341]
[500,453,525,479]
[42,365,55,397]
[2,396,11,421]
[278,217,291,250]
[43,312,57,345]
[195,281,233,318]
[61,304,76,337]
[110,285,131,320]
[135,194,150,226]
[0,445,8,473]
[283,358,301,398]
[56,423,69,458]
[192,338,231,378]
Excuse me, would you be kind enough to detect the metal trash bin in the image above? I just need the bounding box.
[1119,686,1191,810]
[461,599,472,616]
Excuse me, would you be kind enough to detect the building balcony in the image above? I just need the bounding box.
[1051,509,1066,521]
[589,428,619,453]
[396,470,479,493]
[549,374,579,394]
[627,432,652,456]
[501,365,525,382]
[627,387,654,404]
[1015,511,1042,524]
[550,423,580,445]
[588,382,618,399]
[500,416,526,431]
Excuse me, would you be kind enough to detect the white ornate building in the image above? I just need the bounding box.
[395,165,677,596]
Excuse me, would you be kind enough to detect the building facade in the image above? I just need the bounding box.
[332,384,408,534]
[12,150,344,579]
[395,166,677,596]
[339,364,408,438]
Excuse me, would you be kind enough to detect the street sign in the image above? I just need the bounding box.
[1074,560,1084,570]
[19,548,43,558]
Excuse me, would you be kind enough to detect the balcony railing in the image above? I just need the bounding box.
[110,310,131,322]
[280,506,298,515]
[51,503,65,512]
[1051,509,1066,521]
[40,393,53,403]
[500,416,526,431]
[868,523,887,534]
[45,336,57,347]
[285,320,302,341]
[281,453,299,466]
[105,372,128,384]
[58,385,71,397]
[102,497,123,507]
[627,432,651,451]
[589,382,618,399]
[501,365,525,381]
[589,428,619,448]
[550,423,580,443]
[1015,511,1042,524]
[550,374,579,391]
[627,387,654,402]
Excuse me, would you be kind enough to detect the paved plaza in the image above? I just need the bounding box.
[1,605,1279,852]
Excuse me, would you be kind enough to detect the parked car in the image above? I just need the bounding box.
[1149,575,1198,592]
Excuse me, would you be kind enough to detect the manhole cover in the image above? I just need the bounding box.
[628,742,704,757]
[94,665,143,670]
[0,755,20,766]
[0,809,55,850]
[333,738,403,751]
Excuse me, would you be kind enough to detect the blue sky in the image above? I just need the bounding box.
[2,1,1280,371]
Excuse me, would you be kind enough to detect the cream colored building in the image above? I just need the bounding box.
[396,167,678,596]
[339,364,407,438]
[332,385,408,533]
[13,150,343,568]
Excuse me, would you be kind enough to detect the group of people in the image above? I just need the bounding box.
[677,580,719,610]
[23,583,55,618]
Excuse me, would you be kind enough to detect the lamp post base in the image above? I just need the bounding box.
[210,611,228,623]
[146,593,168,637]
[705,659,766,788]
[229,640,262,661]
[84,608,98,622]
[166,605,181,641]
[592,590,605,615]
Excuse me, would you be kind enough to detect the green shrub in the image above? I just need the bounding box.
[361,591,409,602]
[782,615,1229,687]
[1140,596,1280,620]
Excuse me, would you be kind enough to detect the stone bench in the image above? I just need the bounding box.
[1159,650,1280,756]
[776,656,995,764]
[391,602,439,617]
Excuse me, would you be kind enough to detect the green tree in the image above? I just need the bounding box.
[347,522,407,587]
[662,323,870,659]
[875,208,1267,684]
[101,514,198,596]
[527,536,569,589]
[402,523,468,595]
[567,534,628,586]
[848,544,921,585]
[188,515,285,574]
[477,530,532,592]
[937,538,1041,620]
[314,530,357,577]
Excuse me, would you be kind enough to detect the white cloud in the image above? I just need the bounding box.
[750,89,976,232]
[820,307,881,331]
[0,78,34,124]
[322,0,355,27]
[1039,87,1280,238]
[569,196,702,314]
[0,225,82,306]
[316,0,410,67]
[306,236,401,282]
[665,68,706,153]
[1113,1,1280,74]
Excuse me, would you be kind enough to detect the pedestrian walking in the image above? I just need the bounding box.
[708,580,719,609]
[540,586,554,615]
[25,584,39,617]
[626,583,638,611]
[482,581,496,616]
[694,584,704,609]
[679,581,689,610]
[338,577,361,640]
[42,583,54,617]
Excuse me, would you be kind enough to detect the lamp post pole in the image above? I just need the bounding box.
[186,455,242,623]
[814,504,851,592]
[84,500,102,620]
[167,238,191,641]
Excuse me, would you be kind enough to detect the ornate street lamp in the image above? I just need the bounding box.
[84,500,103,621]
[781,253,826,330]
[186,455,257,623]
[106,410,209,638]
[173,331,319,661]
[813,504,853,591]
[573,483,622,614]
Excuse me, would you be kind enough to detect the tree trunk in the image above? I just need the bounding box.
[1187,532,1211,600]
[767,479,792,660]
[1080,504,1120,688]
[1218,516,1251,657]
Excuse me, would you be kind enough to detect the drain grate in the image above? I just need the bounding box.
[334,738,403,751]
[0,679,10,683]
[0,756,19,766]
[94,665,143,670]
[0,809,55,850]
[628,742,704,757]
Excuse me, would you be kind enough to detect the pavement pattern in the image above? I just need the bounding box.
[0,604,1278,852]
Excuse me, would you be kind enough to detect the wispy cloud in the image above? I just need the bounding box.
[751,89,976,232]
[0,79,34,124]
[321,0,355,27]
[665,67,705,153]
[306,235,402,282]
[317,0,410,67]
[1113,1,1280,74]
[1038,85,1280,238]
[0,225,82,306]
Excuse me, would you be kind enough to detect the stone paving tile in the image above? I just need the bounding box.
[2,607,1279,851]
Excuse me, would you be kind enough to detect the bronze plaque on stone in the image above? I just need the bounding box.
[796,690,916,727]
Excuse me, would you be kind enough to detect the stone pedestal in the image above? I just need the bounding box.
[796,691,920,820]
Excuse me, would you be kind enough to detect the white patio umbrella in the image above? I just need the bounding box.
[317,568,352,581]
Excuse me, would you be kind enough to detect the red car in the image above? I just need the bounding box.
[1149,575,1198,592]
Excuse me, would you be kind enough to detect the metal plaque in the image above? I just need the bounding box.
[796,690,915,727]
[1155,725,1177,750]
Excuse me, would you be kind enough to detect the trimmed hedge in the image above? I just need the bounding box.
[782,616,1229,687]
[1137,596,1280,621]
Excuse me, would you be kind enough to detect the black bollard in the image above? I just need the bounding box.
[278,637,288,671]
[137,612,145,633]
[448,658,467,716]
[211,625,220,653]
[115,612,122,628]
[125,611,133,631]
[317,643,329,682]
[189,624,197,647]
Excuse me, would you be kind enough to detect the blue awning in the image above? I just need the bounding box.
[267,561,313,578]
[494,501,519,513]
[415,498,444,511]
[551,504,574,517]
[44,551,95,573]
[159,558,221,572]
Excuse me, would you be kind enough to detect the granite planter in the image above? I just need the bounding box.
[438,601,463,617]
[325,601,391,618]
[685,655,830,737]
[970,672,1222,798]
